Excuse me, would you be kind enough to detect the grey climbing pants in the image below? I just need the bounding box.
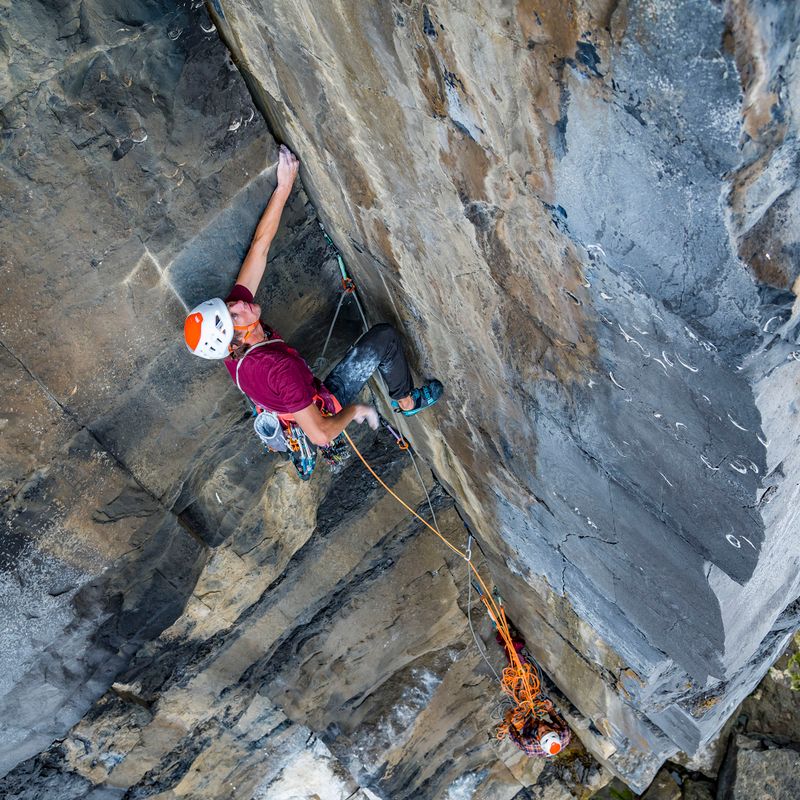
[323,323,413,407]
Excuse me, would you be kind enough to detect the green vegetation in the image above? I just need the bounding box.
[788,632,800,692]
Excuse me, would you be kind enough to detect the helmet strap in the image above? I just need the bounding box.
[234,320,261,342]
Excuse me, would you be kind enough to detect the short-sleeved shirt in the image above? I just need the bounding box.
[223,284,337,416]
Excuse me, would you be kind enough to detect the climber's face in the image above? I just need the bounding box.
[227,299,261,327]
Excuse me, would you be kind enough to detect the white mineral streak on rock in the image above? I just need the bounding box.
[587,243,607,259]
[609,441,627,458]
[675,353,699,373]
[727,413,749,432]
[609,372,626,390]
[252,738,354,799]
[618,323,649,354]
[652,358,670,375]
[658,472,674,487]
[445,772,487,800]
[701,455,719,471]
[662,351,674,367]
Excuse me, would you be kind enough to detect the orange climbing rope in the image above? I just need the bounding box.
[342,430,553,739]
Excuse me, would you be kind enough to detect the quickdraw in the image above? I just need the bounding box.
[285,423,316,479]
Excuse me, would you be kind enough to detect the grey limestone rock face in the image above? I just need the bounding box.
[717,734,800,800]
[0,0,337,784]
[0,1,604,798]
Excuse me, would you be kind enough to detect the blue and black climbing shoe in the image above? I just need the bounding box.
[392,379,444,417]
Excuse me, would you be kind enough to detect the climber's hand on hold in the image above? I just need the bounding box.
[353,404,379,430]
[277,144,299,191]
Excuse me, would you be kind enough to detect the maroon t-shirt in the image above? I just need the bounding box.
[223,284,336,415]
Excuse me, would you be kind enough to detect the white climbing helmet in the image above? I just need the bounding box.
[539,730,562,756]
[184,298,233,359]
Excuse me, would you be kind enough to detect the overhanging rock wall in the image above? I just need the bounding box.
[1,0,800,795]
[210,0,800,788]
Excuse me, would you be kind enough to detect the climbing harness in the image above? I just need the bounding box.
[235,335,343,477]
[235,338,288,452]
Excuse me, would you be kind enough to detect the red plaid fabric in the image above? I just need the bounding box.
[508,722,571,757]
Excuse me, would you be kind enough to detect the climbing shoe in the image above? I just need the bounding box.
[391,379,444,417]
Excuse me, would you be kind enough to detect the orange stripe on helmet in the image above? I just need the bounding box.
[184,312,203,350]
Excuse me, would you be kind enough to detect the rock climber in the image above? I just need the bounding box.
[182,144,443,478]
[498,628,571,757]
[503,699,571,757]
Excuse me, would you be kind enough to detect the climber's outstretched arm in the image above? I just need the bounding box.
[235,144,300,296]
[293,402,378,447]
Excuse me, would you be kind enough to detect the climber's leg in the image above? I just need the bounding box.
[324,323,413,407]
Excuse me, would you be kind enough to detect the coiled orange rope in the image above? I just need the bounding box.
[342,430,551,738]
